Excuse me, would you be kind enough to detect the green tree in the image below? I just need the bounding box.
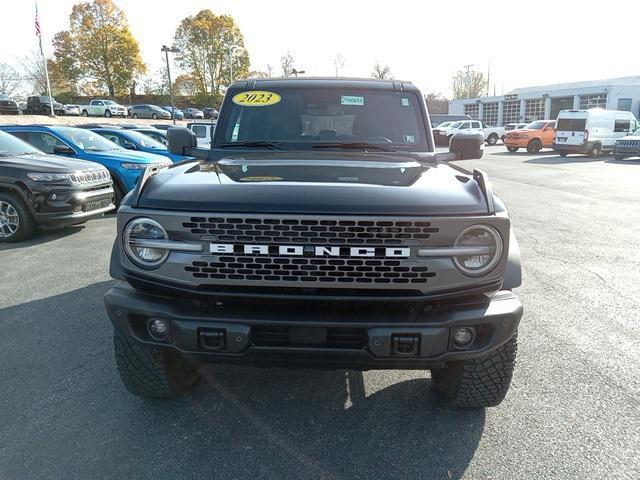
[452,68,487,99]
[173,10,250,105]
[50,0,146,96]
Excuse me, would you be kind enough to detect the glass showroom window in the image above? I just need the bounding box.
[464,103,479,119]
[579,94,607,109]
[524,99,545,122]
[482,102,499,126]
[502,101,520,124]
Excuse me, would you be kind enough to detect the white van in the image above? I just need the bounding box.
[187,121,216,147]
[554,109,638,157]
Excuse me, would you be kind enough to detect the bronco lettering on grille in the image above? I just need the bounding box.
[209,244,410,258]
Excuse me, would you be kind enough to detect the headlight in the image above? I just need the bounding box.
[26,172,72,183]
[123,218,169,268]
[453,225,503,276]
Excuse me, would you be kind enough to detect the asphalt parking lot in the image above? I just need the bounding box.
[1,146,639,480]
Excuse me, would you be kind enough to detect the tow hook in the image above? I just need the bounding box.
[198,328,226,351]
[391,334,420,357]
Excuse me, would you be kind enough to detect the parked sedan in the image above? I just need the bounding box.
[161,106,184,120]
[129,104,172,120]
[0,94,20,115]
[90,128,186,162]
[183,107,204,119]
[0,130,114,242]
[0,125,172,206]
[64,104,81,116]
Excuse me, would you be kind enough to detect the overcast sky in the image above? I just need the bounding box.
[2,0,638,97]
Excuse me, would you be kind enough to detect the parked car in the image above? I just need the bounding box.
[0,130,114,242]
[64,104,81,116]
[554,109,638,157]
[129,104,172,120]
[151,124,173,131]
[429,114,471,127]
[90,128,186,162]
[183,107,204,119]
[433,120,504,146]
[25,96,65,115]
[187,121,215,147]
[0,94,20,115]
[133,128,168,145]
[161,106,184,120]
[504,120,556,153]
[202,107,219,119]
[613,128,640,160]
[0,125,172,206]
[79,99,128,118]
[502,123,528,141]
[75,123,121,129]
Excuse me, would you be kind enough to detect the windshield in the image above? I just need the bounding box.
[448,122,461,129]
[525,121,547,130]
[438,122,452,128]
[123,130,166,149]
[219,88,428,151]
[103,100,116,105]
[55,127,122,152]
[0,130,41,156]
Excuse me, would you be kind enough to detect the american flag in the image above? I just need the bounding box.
[35,3,41,37]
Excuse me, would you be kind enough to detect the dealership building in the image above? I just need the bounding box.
[448,76,640,126]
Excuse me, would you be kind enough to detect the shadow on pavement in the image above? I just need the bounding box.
[524,154,604,164]
[0,224,85,251]
[0,282,485,480]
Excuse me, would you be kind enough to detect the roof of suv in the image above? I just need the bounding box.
[230,77,419,92]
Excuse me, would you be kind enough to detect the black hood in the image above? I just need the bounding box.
[136,152,489,215]
[0,152,104,173]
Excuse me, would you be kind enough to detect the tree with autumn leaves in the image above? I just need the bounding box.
[49,0,146,96]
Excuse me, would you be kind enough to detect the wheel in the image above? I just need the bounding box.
[526,139,542,153]
[132,113,138,119]
[151,113,158,120]
[0,192,35,243]
[105,109,111,118]
[432,333,518,408]
[588,144,602,157]
[559,152,568,157]
[506,146,519,153]
[614,155,625,161]
[486,133,499,146]
[110,174,126,208]
[113,329,201,399]
[82,109,89,117]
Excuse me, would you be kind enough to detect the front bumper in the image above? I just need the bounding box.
[104,284,522,370]
[31,185,115,227]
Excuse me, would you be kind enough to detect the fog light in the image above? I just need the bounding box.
[452,327,475,348]
[149,318,170,340]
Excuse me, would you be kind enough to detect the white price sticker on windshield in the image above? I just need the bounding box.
[341,95,364,106]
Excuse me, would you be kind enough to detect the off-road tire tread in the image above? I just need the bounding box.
[113,330,200,399]
[433,333,517,408]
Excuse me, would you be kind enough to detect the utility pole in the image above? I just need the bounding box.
[161,45,180,125]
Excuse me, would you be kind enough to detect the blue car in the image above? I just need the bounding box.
[161,106,184,120]
[90,128,187,162]
[0,125,172,205]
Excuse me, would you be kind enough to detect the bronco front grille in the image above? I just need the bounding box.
[185,256,435,285]
[182,217,439,245]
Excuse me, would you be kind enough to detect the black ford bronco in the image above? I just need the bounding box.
[105,78,522,408]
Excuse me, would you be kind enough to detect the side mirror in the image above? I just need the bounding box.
[448,131,484,160]
[53,145,75,155]
[167,127,198,155]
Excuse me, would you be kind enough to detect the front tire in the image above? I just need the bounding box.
[526,139,542,153]
[0,192,35,243]
[105,110,111,118]
[506,146,519,153]
[82,110,89,117]
[132,113,138,119]
[588,143,602,157]
[151,113,158,120]
[486,133,499,146]
[113,329,201,399]
[614,155,625,161]
[432,333,518,408]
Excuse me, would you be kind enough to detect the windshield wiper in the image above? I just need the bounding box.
[218,141,289,151]
[312,142,396,152]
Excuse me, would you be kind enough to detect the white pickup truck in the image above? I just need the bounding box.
[433,120,505,146]
[79,99,128,118]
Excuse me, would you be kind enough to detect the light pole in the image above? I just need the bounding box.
[161,45,180,125]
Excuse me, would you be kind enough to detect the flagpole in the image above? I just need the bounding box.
[36,1,55,117]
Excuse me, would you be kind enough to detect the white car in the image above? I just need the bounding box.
[554,109,638,157]
[433,120,504,146]
[63,104,81,116]
[79,99,128,118]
